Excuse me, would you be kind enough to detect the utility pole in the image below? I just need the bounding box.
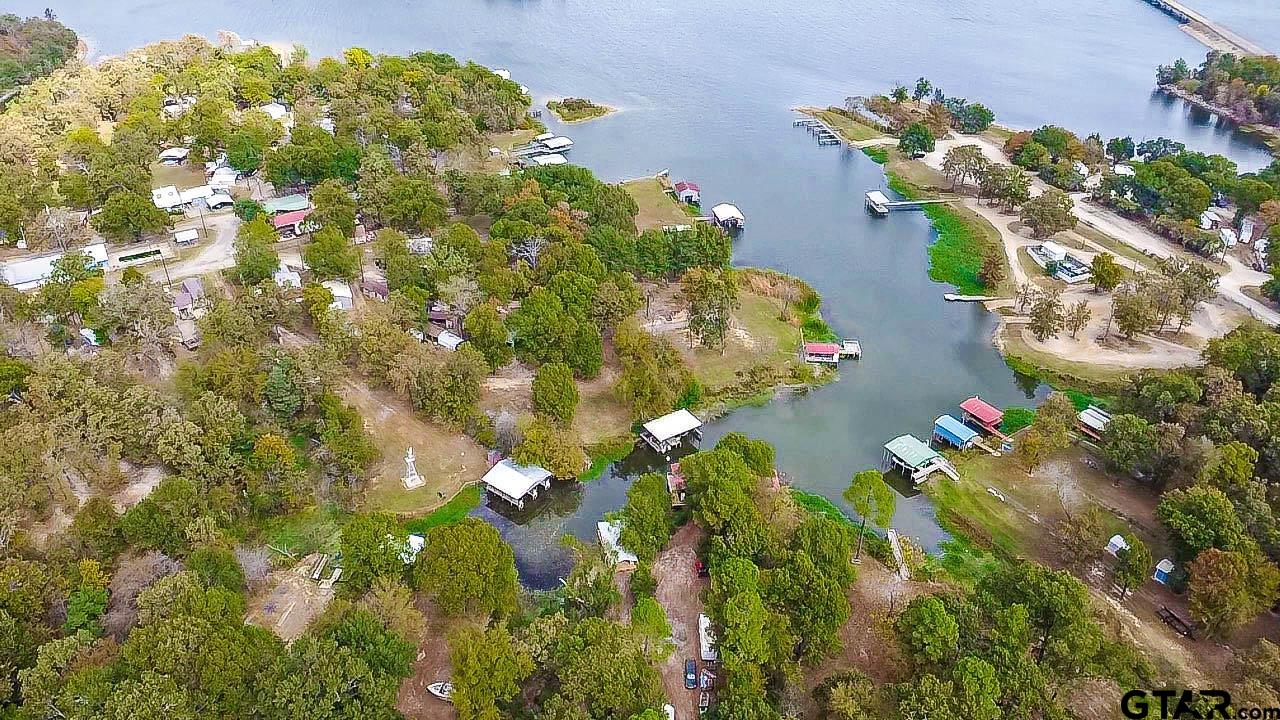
[158,254,173,288]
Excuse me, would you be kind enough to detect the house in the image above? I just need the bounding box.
[322,280,354,311]
[596,520,638,572]
[263,194,311,215]
[0,243,109,292]
[272,209,316,237]
[1077,405,1112,441]
[152,185,184,210]
[710,203,745,230]
[317,117,336,135]
[360,279,390,301]
[698,614,718,662]
[640,409,703,454]
[673,181,701,205]
[173,228,200,246]
[172,277,206,319]
[178,185,216,206]
[206,193,234,211]
[1112,164,1136,177]
[1105,534,1130,557]
[1219,228,1238,249]
[427,305,463,331]
[209,166,239,190]
[801,342,840,364]
[273,266,302,289]
[158,147,190,165]
[162,95,196,118]
[1152,558,1175,585]
[482,458,553,509]
[1240,217,1266,245]
[1026,242,1091,284]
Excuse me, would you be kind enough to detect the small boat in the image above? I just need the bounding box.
[427,682,453,702]
[698,691,710,715]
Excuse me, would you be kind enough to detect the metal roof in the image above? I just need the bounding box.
[1078,405,1112,432]
[866,190,890,206]
[710,203,744,222]
[959,396,1003,425]
[596,521,638,565]
[934,415,978,446]
[483,459,553,497]
[884,434,940,468]
[263,194,311,214]
[642,409,703,443]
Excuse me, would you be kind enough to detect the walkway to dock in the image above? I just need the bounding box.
[1138,0,1269,55]
[886,529,911,581]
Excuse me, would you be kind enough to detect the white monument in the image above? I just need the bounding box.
[401,447,425,490]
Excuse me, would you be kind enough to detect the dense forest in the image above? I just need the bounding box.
[0,13,78,94]
[1158,51,1280,128]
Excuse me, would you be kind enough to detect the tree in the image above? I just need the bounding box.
[1106,136,1136,161]
[532,362,578,425]
[1110,282,1157,339]
[1056,505,1106,568]
[899,122,936,158]
[1100,413,1155,474]
[1166,176,1212,220]
[302,225,360,281]
[449,625,533,720]
[309,178,357,237]
[681,267,738,350]
[912,77,932,102]
[1020,188,1076,238]
[1013,141,1051,171]
[233,216,280,285]
[1090,252,1122,292]
[340,512,408,592]
[414,518,518,618]
[187,545,246,593]
[619,473,674,561]
[1157,486,1248,559]
[1015,392,1074,473]
[951,656,1001,720]
[1188,549,1278,635]
[631,596,673,659]
[463,304,512,371]
[941,145,988,189]
[977,248,1005,290]
[91,191,169,241]
[896,595,958,665]
[512,416,586,478]
[843,469,895,561]
[1028,288,1064,341]
[1064,300,1091,339]
[1114,534,1151,599]
[891,85,909,103]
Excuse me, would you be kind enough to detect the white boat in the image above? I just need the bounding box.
[426,682,453,702]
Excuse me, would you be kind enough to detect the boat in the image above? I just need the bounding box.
[426,682,453,702]
[698,691,710,715]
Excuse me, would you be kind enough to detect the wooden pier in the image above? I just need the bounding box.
[1138,0,1268,56]
[794,114,845,148]
[865,190,954,216]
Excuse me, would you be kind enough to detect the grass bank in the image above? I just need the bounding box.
[403,484,482,535]
[579,436,635,482]
[547,97,613,123]
[861,146,889,164]
[798,105,887,142]
[790,488,891,562]
[621,177,694,232]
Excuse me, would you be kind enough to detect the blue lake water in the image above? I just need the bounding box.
[21,0,1278,587]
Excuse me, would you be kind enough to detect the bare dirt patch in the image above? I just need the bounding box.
[653,523,709,717]
[245,554,336,642]
[398,596,467,720]
[111,464,165,511]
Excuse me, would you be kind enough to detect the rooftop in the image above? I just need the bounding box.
[272,208,313,229]
[263,194,311,214]
[483,459,553,497]
[710,203,744,223]
[959,396,1003,425]
[803,342,841,355]
[884,434,940,468]
[642,409,703,443]
[934,414,978,445]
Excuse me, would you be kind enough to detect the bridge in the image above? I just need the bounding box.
[1139,0,1269,56]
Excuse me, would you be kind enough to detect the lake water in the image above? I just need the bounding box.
[23,0,1278,588]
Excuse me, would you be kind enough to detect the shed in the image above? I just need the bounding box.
[0,243,108,292]
[710,203,745,229]
[152,185,184,210]
[179,185,215,205]
[698,613,718,662]
[674,181,701,204]
[158,147,190,164]
[206,193,234,210]
[482,459,554,508]
[1039,241,1068,262]
[596,520,638,572]
[173,228,200,246]
[273,208,315,236]
[263,194,311,215]
[802,342,841,364]
[1077,405,1112,441]
[1153,558,1175,585]
[360,279,390,301]
[640,409,704,454]
[883,434,957,484]
[1105,534,1130,557]
[209,166,239,189]
[933,414,978,449]
[959,396,1004,433]
[437,330,465,351]
[322,280,353,311]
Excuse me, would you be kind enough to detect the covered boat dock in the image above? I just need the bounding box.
[959,395,1005,435]
[883,434,958,484]
[481,459,553,509]
[933,414,979,450]
[640,409,704,454]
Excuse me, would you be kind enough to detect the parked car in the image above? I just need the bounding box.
[684,659,697,689]
[695,560,709,578]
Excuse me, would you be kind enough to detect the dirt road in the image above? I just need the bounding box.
[653,523,708,718]
[148,210,241,282]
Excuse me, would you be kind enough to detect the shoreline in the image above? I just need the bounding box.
[545,99,616,124]
[1157,83,1280,154]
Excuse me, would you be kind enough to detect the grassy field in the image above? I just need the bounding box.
[1001,325,1137,391]
[806,107,885,142]
[861,146,889,164]
[621,177,693,231]
[259,505,346,556]
[684,291,802,389]
[403,484,482,535]
[579,436,636,482]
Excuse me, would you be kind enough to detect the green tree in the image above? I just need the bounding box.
[1020,188,1076,238]
[463,303,513,371]
[410,346,488,425]
[233,216,280,285]
[414,517,518,619]
[532,362,578,425]
[619,473,674,561]
[899,122,936,158]
[340,512,408,592]
[681,267,739,350]
[512,416,586,478]
[449,624,533,720]
[1188,549,1279,635]
[630,596,672,659]
[310,178,357,237]
[1100,413,1156,474]
[1114,533,1152,599]
[1157,485,1248,559]
[843,469,895,561]
[91,191,169,241]
[302,225,361,281]
[952,656,1001,720]
[1015,392,1074,473]
[1013,140,1052,170]
[1090,252,1123,292]
[895,595,958,665]
[187,545,246,593]
[1028,288,1064,340]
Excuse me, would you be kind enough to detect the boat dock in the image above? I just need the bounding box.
[865,191,954,216]
[1137,0,1268,56]
[793,116,842,147]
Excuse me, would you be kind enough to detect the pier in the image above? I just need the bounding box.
[865,191,954,216]
[1138,0,1268,56]
[793,115,843,147]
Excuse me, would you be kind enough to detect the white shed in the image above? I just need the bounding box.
[710,203,745,229]
[482,459,553,508]
[1104,534,1129,557]
[437,330,465,351]
[173,228,200,246]
[152,185,184,210]
[640,409,703,454]
[158,147,190,164]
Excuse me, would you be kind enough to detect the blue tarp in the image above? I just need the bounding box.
[934,414,978,448]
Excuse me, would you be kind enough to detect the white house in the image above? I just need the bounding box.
[0,243,108,292]
[258,102,293,128]
[152,185,184,210]
[206,193,234,210]
[158,147,190,165]
[209,166,239,190]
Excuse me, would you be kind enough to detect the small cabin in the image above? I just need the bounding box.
[596,520,638,572]
[482,459,553,509]
[322,280,354,311]
[173,228,200,246]
[933,414,979,450]
[158,147,190,165]
[1105,534,1129,557]
[360,279,390,301]
[674,181,701,205]
[640,409,703,454]
[273,209,316,237]
[1077,405,1112,441]
[1153,558,1175,585]
[802,342,841,364]
[710,203,745,230]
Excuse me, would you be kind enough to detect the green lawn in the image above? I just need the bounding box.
[403,484,482,535]
[811,108,885,142]
[621,177,692,232]
[259,505,346,557]
[686,291,800,389]
[579,436,636,482]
